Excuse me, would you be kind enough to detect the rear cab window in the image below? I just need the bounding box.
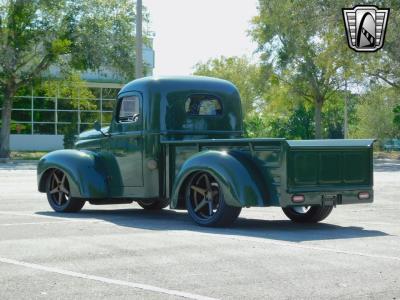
[185,95,222,116]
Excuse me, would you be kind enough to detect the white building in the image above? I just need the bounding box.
[7,45,155,151]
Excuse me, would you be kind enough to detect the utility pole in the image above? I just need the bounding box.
[344,78,349,139]
[135,0,143,79]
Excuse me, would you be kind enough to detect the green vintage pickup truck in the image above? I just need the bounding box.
[37,76,374,227]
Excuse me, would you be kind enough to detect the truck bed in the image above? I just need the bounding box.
[162,138,374,207]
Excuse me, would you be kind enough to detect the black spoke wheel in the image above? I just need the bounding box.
[185,172,241,227]
[46,169,85,213]
[282,205,333,223]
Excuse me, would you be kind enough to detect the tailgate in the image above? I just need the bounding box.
[286,139,374,192]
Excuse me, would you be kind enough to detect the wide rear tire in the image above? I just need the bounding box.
[46,169,85,213]
[185,172,241,227]
[282,205,333,223]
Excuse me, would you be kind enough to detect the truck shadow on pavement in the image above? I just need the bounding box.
[36,208,388,243]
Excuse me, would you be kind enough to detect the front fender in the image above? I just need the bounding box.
[171,150,270,209]
[37,150,120,198]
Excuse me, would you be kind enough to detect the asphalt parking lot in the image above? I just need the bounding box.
[0,159,399,299]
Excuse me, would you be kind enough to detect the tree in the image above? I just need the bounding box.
[247,74,315,139]
[193,56,266,115]
[264,104,314,140]
[364,1,400,89]
[394,105,400,135]
[351,86,398,144]
[41,72,96,111]
[64,0,151,78]
[250,0,361,138]
[42,71,97,147]
[0,0,68,157]
[243,113,269,138]
[0,0,149,159]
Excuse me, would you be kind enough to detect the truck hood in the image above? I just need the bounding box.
[77,126,110,141]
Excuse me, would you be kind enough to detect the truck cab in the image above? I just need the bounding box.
[74,76,243,198]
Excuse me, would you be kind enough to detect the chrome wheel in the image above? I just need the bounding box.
[282,205,333,223]
[185,172,241,227]
[292,206,311,214]
[188,173,220,220]
[48,169,71,207]
[46,169,85,213]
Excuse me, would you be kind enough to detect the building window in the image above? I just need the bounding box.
[185,95,222,116]
[1,84,120,135]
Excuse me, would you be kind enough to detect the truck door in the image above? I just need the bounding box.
[109,92,143,187]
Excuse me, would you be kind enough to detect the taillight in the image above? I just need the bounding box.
[292,195,305,203]
[358,192,370,200]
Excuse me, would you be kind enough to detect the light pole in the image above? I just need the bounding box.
[344,78,348,139]
[135,0,143,79]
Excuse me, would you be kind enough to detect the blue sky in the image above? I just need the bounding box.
[144,0,259,76]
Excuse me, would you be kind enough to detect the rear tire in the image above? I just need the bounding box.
[282,205,333,223]
[137,198,170,210]
[46,169,85,213]
[185,172,241,227]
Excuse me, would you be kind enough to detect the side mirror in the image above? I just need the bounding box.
[94,120,101,132]
[93,120,110,137]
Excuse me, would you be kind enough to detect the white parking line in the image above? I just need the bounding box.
[0,211,85,220]
[181,231,400,262]
[0,211,101,223]
[0,257,217,300]
[0,220,91,226]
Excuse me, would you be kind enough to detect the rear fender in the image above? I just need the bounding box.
[171,150,270,209]
[37,150,122,198]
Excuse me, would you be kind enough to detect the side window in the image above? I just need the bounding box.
[118,96,140,123]
[185,95,222,116]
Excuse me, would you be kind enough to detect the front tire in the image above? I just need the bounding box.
[282,205,333,223]
[46,169,85,213]
[137,198,170,210]
[185,172,241,227]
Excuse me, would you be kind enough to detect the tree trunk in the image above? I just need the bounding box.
[0,85,16,159]
[314,100,323,139]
